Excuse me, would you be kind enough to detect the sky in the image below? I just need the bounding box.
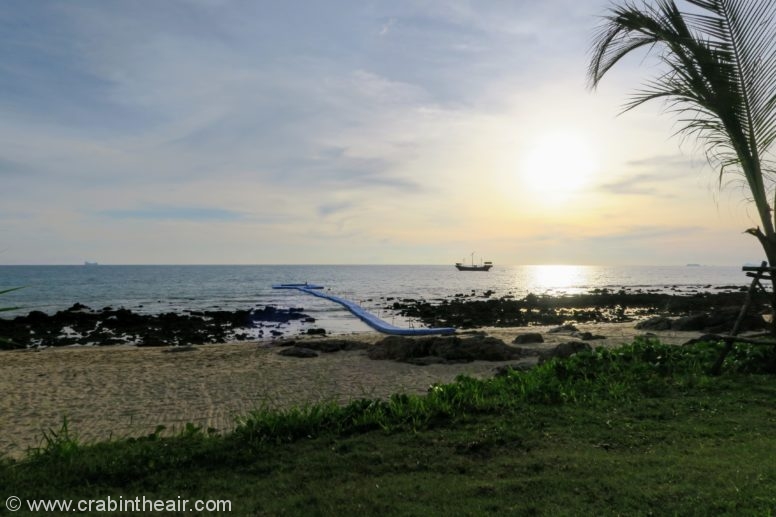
[0,0,766,265]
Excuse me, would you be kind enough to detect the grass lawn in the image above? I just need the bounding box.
[2,340,776,516]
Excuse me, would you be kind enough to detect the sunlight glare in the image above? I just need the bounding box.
[525,264,591,294]
[519,131,598,202]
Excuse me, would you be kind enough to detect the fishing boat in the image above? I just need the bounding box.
[455,253,493,271]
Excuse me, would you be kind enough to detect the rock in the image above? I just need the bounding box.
[571,331,606,341]
[705,307,765,333]
[682,334,725,346]
[278,346,319,358]
[298,339,369,353]
[513,332,544,344]
[548,324,579,334]
[635,316,672,331]
[1,305,321,348]
[163,345,197,353]
[493,362,535,376]
[405,356,448,366]
[539,341,592,363]
[671,313,708,331]
[511,346,542,357]
[368,335,522,363]
[306,328,326,336]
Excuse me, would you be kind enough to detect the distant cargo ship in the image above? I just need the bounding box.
[84,261,98,266]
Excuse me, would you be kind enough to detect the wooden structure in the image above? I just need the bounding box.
[709,261,776,375]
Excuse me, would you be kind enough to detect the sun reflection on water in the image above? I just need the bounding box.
[524,265,592,294]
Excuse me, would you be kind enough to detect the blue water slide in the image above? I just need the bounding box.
[272,284,455,336]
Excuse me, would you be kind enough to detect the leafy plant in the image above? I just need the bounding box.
[588,0,776,294]
[28,417,81,463]
[0,286,22,313]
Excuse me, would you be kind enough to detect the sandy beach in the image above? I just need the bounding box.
[0,323,703,459]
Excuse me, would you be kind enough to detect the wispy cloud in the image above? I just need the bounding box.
[317,201,354,218]
[591,225,705,243]
[100,206,245,222]
[0,158,33,177]
[625,154,699,169]
[599,173,677,197]
[598,154,700,196]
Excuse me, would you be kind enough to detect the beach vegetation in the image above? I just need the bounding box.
[588,0,776,311]
[2,339,776,514]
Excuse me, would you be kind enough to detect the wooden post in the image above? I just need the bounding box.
[710,261,767,375]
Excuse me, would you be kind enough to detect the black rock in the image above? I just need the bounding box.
[513,332,544,344]
[539,341,592,363]
[635,316,672,331]
[278,346,318,358]
[297,339,368,353]
[368,335,521,363]
[571,331,606,341]
[548,324,579,334]
[671,313,708,331]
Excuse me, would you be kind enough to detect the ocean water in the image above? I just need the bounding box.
[0,264,751,335]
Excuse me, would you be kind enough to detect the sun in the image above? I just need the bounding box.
[519,131,598,202]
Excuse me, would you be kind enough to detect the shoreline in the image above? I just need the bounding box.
[0,287,765,349]
[0,321,710,459]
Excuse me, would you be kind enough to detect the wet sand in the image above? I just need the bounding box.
[0,323,701,459]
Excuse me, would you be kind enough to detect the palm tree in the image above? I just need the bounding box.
[588,0,776,287]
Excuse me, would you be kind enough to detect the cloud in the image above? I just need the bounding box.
[625,154,699,169]
[1,0,752,265]
[317,201,354,218]
[380,18,396,36]
[599,173,676,196]
[100,206,245,222]
[0,158,33,177]
[591,225,705,243]
[597,154,701,196]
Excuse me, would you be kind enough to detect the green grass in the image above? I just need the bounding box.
[2,340,776,515]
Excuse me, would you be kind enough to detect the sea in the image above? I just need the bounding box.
[0,264,753,337]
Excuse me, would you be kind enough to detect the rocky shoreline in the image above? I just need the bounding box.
[0,303,321,349]
[392,289,766,332]
[0,288,768,350]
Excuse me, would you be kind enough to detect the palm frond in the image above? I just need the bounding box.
[588,0,776,237]
[0,286,23,313]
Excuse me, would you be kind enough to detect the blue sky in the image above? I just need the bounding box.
[0,0,764,265]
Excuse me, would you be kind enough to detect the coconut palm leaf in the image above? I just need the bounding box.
[588,0,776,262]
[0,286,23,313]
